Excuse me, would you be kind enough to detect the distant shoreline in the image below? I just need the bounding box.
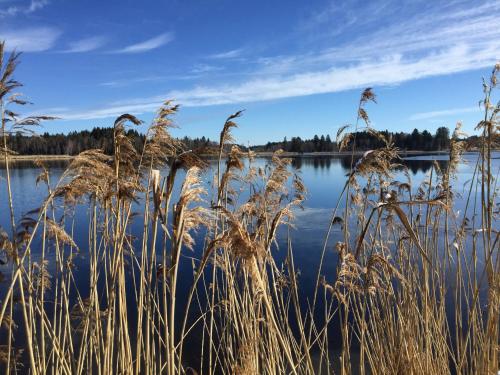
[249,150,451,157]
[1,150,451,163]
[5,154,74,161]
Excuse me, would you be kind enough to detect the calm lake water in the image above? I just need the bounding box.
[0,152,498,370]
[0,152,492,265]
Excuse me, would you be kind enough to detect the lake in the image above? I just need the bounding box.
[0,152,487,264]
[0,152,498,371]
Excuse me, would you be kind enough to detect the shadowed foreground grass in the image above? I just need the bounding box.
[0,42,499,374]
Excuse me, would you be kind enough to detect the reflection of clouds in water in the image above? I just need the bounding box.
[275,206,341,282]
[403,155,450,161]
[276,206,342,248]
[293,206,333,230]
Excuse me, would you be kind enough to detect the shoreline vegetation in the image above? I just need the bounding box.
[6,123,462,157]
[0,40,499,375]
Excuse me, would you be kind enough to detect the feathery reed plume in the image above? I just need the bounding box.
[173,166,208,250]
[113,113,142,180]
[216,110,244,204]
[55,149,114,203]
[143,100,182,168]
[217,145,244,204]
[219,110,243,151]
[45,219,77,249]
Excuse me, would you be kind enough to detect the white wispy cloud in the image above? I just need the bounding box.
[169,45,498,106]
[297,0,361,35]
[256,1,500,78]
[208,48,244,59]
[45,41,498,121]
[409,106,481,121]
[0,27,61,52]
[41,0,500,120]
[45,44,496,121]
[45,101,163,121]
[62,36,107,53]
[0,0,49,17]
[190,63,224,74]
[114,32,174,53]
[100,75,170,87]
[99,72,203,87]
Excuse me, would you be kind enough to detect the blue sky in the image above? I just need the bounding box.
[1,0,499,144]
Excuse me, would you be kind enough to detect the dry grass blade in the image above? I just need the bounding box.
[387,204,431,264]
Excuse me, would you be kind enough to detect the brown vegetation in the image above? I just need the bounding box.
[0,42,499,374]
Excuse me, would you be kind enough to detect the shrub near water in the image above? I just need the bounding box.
[1,42,499,374]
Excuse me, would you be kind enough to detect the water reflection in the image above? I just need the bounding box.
[0,152,496,371]
[0,155,449,175]
[404,158,448,175]
[289,155,449,175]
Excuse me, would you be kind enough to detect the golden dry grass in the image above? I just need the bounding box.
[0,41,499,374]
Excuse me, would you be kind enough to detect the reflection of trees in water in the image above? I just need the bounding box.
[292,157,334,170]
[403,159,449,175]
[2,157,450,176]
[290,156,449,175]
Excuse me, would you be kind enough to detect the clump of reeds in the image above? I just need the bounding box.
[313,65,500,375]
[0,41,498,375]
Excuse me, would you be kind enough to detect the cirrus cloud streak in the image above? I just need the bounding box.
[44,42,498,121]
[113,32,174,54]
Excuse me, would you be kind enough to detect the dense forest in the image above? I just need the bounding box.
[5,126,453,155]
[6,127,217,156]
[251,127,451,152]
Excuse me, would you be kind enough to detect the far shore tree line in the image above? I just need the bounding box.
[253,127,452,153]
[6,126,456,156]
